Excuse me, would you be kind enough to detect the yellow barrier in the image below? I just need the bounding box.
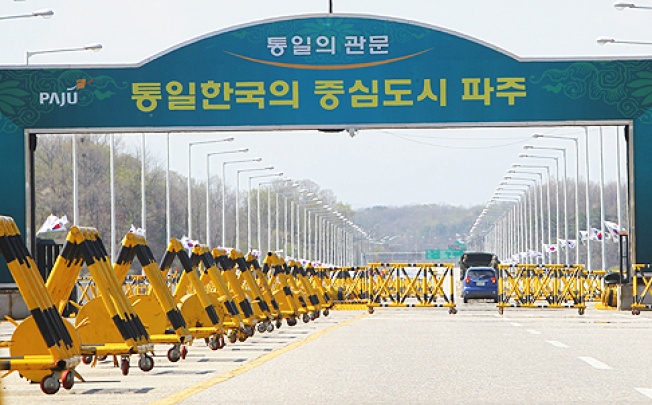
[367,263,457,314]
[46,226,154,375]
[497,264,586,315]
[0,216,81,394]
[160,238,226,350]
[631,264,652,315]
[113,232,192,363]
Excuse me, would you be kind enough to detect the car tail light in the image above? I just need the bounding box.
[491,277,496,284]
[465,277,470,284]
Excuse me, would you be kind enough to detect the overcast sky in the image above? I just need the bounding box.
[0,1,643,208]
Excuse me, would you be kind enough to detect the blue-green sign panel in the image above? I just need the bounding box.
[1,15,652,281]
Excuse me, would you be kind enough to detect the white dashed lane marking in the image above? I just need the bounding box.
[579,356,612,370]
[547,340,569,348]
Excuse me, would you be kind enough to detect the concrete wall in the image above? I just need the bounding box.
[0,290,29,319]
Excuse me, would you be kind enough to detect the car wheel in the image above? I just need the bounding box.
[493,296,499,303]
[463,296,468,303]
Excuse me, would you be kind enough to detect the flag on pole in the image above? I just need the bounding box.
[590,228,603,241]
[558,239,567,249]
[604,220,622,242]
[37,214,68,235]
[567,239,577,249]
[543,244,558,253]
[129,224,146,236]
[579,231,589,245]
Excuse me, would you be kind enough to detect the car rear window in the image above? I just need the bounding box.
[466,269,495,279]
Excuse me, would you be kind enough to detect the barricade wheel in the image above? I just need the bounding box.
[40,374,60,395]
[449,308,457,315]
[167,347,181,362]
[323,309,330,317]
[228,333,238,344]
[498,307,504,315]
[97,355,108,361]
[82,354,93,365]
[578,308,585,316]
[368,308,374,314]
[287,317,298,327]
[275,319,283,329]
[266,322,274,333]
[244,325,255,337]
[257,323,267,333]
[61,370,74,390]
[208,338,219,350]
[120,358,130,376]
[302,314,310,323]
[139,354,154,372]
[180,345,188,359]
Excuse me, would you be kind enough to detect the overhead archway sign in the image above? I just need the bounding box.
[1,14,650,281]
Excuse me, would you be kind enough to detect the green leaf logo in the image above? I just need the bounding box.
[0,80,28,116]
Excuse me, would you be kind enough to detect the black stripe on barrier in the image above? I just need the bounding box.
[298,296,307,308]
[135,245,151,267]
[130,313,150,340]
[44,306,73,347]
[0,235,16,264]
[0,360,12,370]
[225,300,240,316]
[205,305,220,325]
[323,293,330,302]
[239,300,254,318]
[270,299,279,311]
[166,309,187,330]
[178,251,194,273]
[10,234,31,266]
[31,308,57,348]
[309,295,319,306]
[257,299,270,313]
[80,240,96,266]
[160,251,176,271]
[143,245,158,265]
[112,314,132,341]
[283,286,293,297]
[116,245,135,266]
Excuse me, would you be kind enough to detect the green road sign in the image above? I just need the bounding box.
[425,249,464,260]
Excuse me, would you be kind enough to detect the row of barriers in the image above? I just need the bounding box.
[0,216,334,395]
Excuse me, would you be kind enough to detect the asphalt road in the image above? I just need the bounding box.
[3,302,652,404]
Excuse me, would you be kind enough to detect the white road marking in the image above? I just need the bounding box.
[511,322,522,327]
[547,340,569,348]
[635,388,652,399]
[579,357,612,370]
[527,329,541,335]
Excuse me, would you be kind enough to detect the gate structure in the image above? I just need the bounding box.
[0,14,650,286]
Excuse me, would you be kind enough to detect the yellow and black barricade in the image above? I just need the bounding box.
[160,238,226,350]
[367,263,457,314]
[497,264,586,315]
[0,216,81,394]
[46,226,154,375]
[113,232,192,362]
[631,264,652,315]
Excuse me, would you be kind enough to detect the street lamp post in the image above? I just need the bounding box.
[533,134,580,264]
[187,137,234,238]
[511,164,552,263]
[26,43,101,65]
[221,157,262,247]
[248,172,283,252]
[0,8,53,21]
[205,148,248,246]
[236,166,273,251]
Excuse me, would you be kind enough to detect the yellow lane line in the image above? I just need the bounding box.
[149,313,366,405]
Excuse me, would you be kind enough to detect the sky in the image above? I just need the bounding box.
[0,1,645,209]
